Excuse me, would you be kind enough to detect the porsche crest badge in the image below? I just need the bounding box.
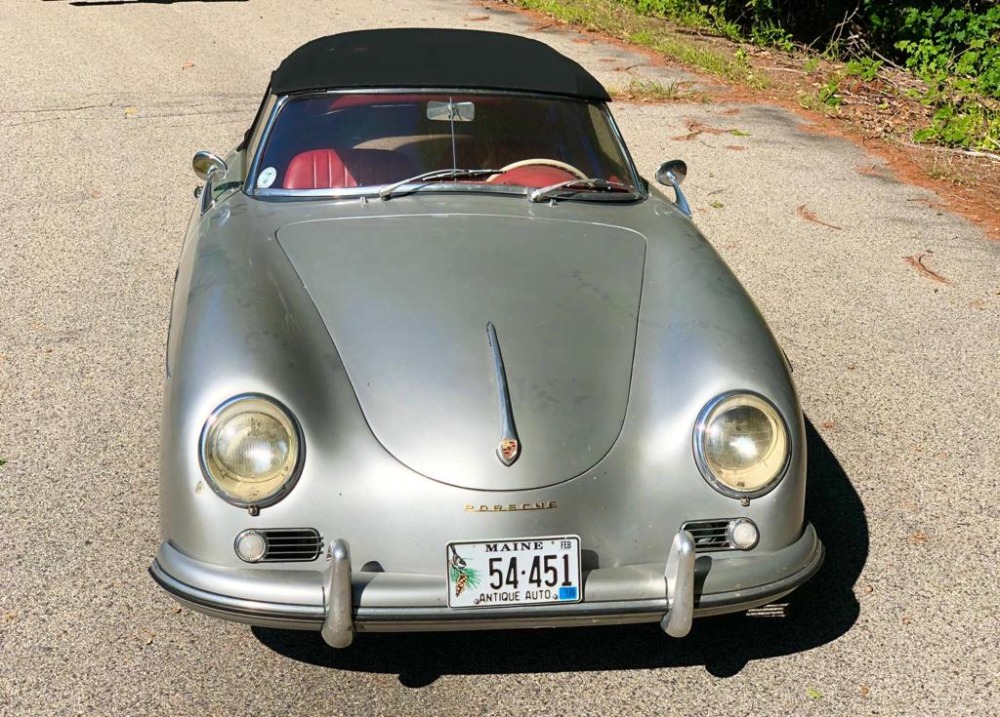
[497,438,520,466]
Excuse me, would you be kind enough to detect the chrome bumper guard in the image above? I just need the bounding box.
[321,539,354,648]
[150,524,823,648]
[661,530,696,638]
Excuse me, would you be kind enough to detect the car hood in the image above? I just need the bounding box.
[276,213,646,491]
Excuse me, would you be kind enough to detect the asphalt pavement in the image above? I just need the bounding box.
[0,1,997,715]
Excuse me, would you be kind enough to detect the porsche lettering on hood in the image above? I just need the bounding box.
[277,214,646,491]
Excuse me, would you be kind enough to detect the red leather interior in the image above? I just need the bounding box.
[284,149,355,189]
[283,149,417,189]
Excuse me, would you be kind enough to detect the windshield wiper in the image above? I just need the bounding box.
[529,178,634,203]
[378,168,505,200]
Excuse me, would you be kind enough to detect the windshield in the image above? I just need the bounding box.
[251,92,638,197]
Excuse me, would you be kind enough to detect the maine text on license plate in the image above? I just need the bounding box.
[446,536,581,608]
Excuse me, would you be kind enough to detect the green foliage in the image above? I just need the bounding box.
[890,5,1000,95]
[614,77,684,100]
[882,3,1000,147]
[913,100,1000,148]
[751,22,794,51]
[846,57,883,81]
[819,77,843,107]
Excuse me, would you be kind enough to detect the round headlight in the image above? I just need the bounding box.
[695,393,789,497]
[201,395,302,507]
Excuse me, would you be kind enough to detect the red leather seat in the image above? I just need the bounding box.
[283,149,356,189]
[283,149,417,190]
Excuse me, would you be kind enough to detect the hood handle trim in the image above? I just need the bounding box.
[487,322,521,466]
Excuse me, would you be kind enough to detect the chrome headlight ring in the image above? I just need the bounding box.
[693,391,791,499]
[199,394,304,509]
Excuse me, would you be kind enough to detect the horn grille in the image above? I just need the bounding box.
[680,519,736,551]
[257,528,323,562]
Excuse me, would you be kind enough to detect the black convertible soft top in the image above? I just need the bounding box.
[270,28,611,101]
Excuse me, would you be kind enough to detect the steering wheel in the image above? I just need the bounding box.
[487,158,589,183]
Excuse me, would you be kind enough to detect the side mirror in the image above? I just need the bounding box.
[192,151,228,182]
[655,160,687,186]
[655,160,691,218]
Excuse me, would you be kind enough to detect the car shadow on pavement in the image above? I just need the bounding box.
[254,417,867,686]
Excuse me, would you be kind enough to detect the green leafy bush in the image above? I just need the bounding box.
[891,4,1000,96]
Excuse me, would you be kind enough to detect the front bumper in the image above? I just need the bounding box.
[150,523,823,645]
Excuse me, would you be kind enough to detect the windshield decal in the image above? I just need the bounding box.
[257,166,277,189]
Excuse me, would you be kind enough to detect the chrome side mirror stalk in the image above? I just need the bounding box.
[192,150,228,182]
[655,160,691,218]
[193,151,228,214]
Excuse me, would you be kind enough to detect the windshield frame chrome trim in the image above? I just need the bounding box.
[604,105,646,198]
[244,93,291,196]
[254,183,642,203]
[255,183,529,201]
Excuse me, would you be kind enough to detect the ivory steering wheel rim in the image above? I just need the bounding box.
[487,158,588,183]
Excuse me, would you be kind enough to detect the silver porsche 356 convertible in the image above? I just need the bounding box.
[150,29,823,647]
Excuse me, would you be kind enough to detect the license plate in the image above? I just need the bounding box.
[446,536,582,608]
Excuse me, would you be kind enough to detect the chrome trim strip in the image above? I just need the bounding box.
[243,93,277,183]
[245,94,290,196]
[602,104,647,200]
[487,321,520,466]
[149,560,325,623]
[358,599,669,632]
[255,183,529,201]
[255,184,640,202]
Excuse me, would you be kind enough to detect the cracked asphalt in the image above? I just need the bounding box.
[0,1,997,715]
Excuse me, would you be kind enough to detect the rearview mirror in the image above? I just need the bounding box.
[192,151,228,182]
[427,101,475,122]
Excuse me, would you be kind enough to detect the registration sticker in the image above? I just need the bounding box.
[446,536,582,609]
[257,166,277,189]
